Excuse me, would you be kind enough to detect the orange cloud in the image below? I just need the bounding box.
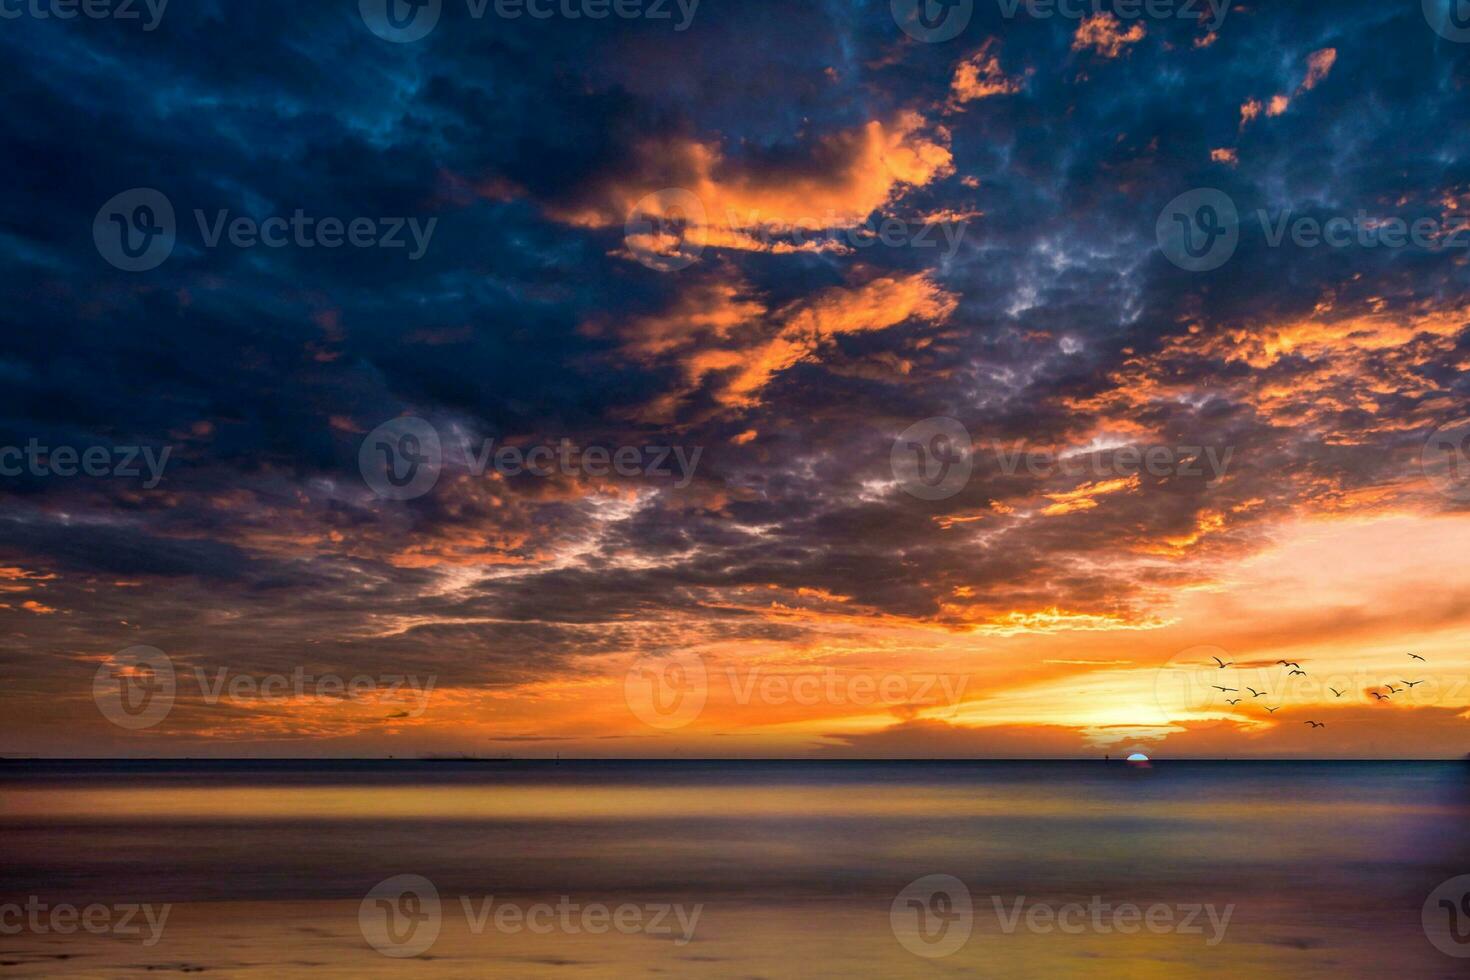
[557,112,953,249]
[1040,474,1140,517]
[1300,48,1337,92]
[948,39,1028,107]
[695,274,958,408]
[615,272,957,418]
[609,280,767,358]
[1072,14,1145,59]
[1241,50,1336,128]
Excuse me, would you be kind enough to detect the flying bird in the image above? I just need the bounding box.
[1212,686,1238,693]
[1408,653,1426,661]
[1385,684,1402,694]
[1211,656,1232,668]
[1304,721,1325,728]
[1370,692,1389,701]
[1265,706,1281,714]
[1403,680,1423,688]
[1277,661,1301,669]
[1288,669,1307,676]
[1329,688,1344,697]
[1226,698,1242,705]
[1247,688,1267,698]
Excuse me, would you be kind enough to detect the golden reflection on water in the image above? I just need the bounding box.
[0,782,1450,823]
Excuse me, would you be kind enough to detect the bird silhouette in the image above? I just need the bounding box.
[1288,669,1307,676]
[1370,692,1389,701]
[1403,680,1423,688]
[1329,688,1344,697]
[1277,661,1301,669]
[1247,687,1267,698]
[1212,686,1238,692]
[1226,698,1242,705]
[1385,684,1402,694]
[1304,721,1325,728]
[1264,706,1281,714]
[1211,655,1232,668]
[1408,653,1426,661]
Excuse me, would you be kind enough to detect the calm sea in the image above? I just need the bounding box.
[1,760,1467,977]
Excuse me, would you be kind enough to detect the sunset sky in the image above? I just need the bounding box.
[3,1,1470,758]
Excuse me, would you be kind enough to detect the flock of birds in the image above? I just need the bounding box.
[1203,652,1430,730]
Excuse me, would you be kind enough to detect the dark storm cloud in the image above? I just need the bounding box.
[0,0,1467,703]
